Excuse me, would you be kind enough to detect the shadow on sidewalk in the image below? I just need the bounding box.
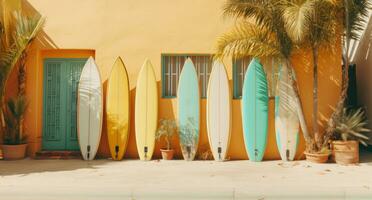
[0,159,113,176]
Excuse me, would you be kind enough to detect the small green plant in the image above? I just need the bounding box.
[3,95,28,145]
[178,117,198,160]
[155,119,177,150]
[179,118,198,148]
[333,108,370,146]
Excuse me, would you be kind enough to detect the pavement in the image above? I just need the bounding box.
[1,151,372,200]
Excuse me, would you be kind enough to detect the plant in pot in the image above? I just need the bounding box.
[303,141,331,164]
[155,119,177,160]
[179,117,198,161]
[331,108,370,165]
[2,95,28,160]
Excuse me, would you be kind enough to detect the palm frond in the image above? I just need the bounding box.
[0,11,44,98]
[223,0,278,29]
[281,0,315,43]
[344,0,371,40]
[282,0,337,48]
[215,22,281,60]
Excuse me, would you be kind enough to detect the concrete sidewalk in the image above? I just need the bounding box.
[1,154,372,200]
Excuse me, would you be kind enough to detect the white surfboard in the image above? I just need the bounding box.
[275,65,300,161]
[78,57,103,160]
[206,61,231,161]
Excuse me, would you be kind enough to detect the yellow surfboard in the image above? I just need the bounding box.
[106,57,130,160]
[135,59,158,161]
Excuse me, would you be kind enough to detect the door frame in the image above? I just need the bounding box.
[37,49,95,152]
[42,58,87,151]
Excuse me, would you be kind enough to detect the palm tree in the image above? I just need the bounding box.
[281,0,337,151]
[215,0,312,146]
[0,10,44,130]
[326,0,371,136]
[285,0,371,148]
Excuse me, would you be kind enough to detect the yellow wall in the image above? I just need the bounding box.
[17,0,341,160]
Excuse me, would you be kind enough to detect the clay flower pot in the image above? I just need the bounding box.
[304,152,329,163]
[2,144,27,160]
[160,149,174,160]
[333,140,359,165]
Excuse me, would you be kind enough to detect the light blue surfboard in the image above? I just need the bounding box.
[242,58,269,162]
[177,58,200,161]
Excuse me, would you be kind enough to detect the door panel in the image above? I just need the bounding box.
[42,61,65,150]
[65,61,85,150]
[42,58,86,151]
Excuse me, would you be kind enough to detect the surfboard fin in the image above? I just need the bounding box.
[218,147,222,160]
[115,145,119,159]
[87,145,91,160]
[286,149,290,161]
[144,146,148,159]
[186,146,191,159]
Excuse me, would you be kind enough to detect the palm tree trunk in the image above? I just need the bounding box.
[326,0,350,136]
[285,59,311,146]
[18,53,26,139]
[312,47,320,149]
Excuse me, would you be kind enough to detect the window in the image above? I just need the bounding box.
[233,57,252,99]
[161,54,212,98]
[233,57,279,99]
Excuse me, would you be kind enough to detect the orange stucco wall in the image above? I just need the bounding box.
[4,0,341,160]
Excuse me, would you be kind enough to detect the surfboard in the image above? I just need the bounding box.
[242,58,269,162]
[77,57,103,161]
[178,58,200,161]
[275,64,300,161]
[206,61,231,161]
[135,59,158,161]
[106,57,130,160]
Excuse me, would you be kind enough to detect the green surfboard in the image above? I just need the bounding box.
[241,58,269,162]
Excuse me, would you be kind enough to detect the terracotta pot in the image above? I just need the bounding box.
[2,144,27,160]
[160,149,174,160]
[333,140,359,165]
[304,152,329,163]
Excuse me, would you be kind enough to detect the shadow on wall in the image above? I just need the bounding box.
[23,0,58,49]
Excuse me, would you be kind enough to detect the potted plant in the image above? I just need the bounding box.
[304,145,331,164]
[179,118,198,161]
[2,95,28,160]
[155,119,177,160]
[331,108,370,165]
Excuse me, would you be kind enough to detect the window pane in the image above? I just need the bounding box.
[171,73,177,96]
[161,54,212,98]
[233,57,251,98]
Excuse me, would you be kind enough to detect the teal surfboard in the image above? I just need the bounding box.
[242,58,269,162]
[177,58,200,161]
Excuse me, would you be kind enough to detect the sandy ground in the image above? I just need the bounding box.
[1,152,372,200]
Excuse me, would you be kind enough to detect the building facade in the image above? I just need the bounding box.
[5,0,342,160]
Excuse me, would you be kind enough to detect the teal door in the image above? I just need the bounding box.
[42,58,87,151]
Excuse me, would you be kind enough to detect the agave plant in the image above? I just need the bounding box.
[4,95,28,145]
[334,108,370,146]
[215,0,311,144]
